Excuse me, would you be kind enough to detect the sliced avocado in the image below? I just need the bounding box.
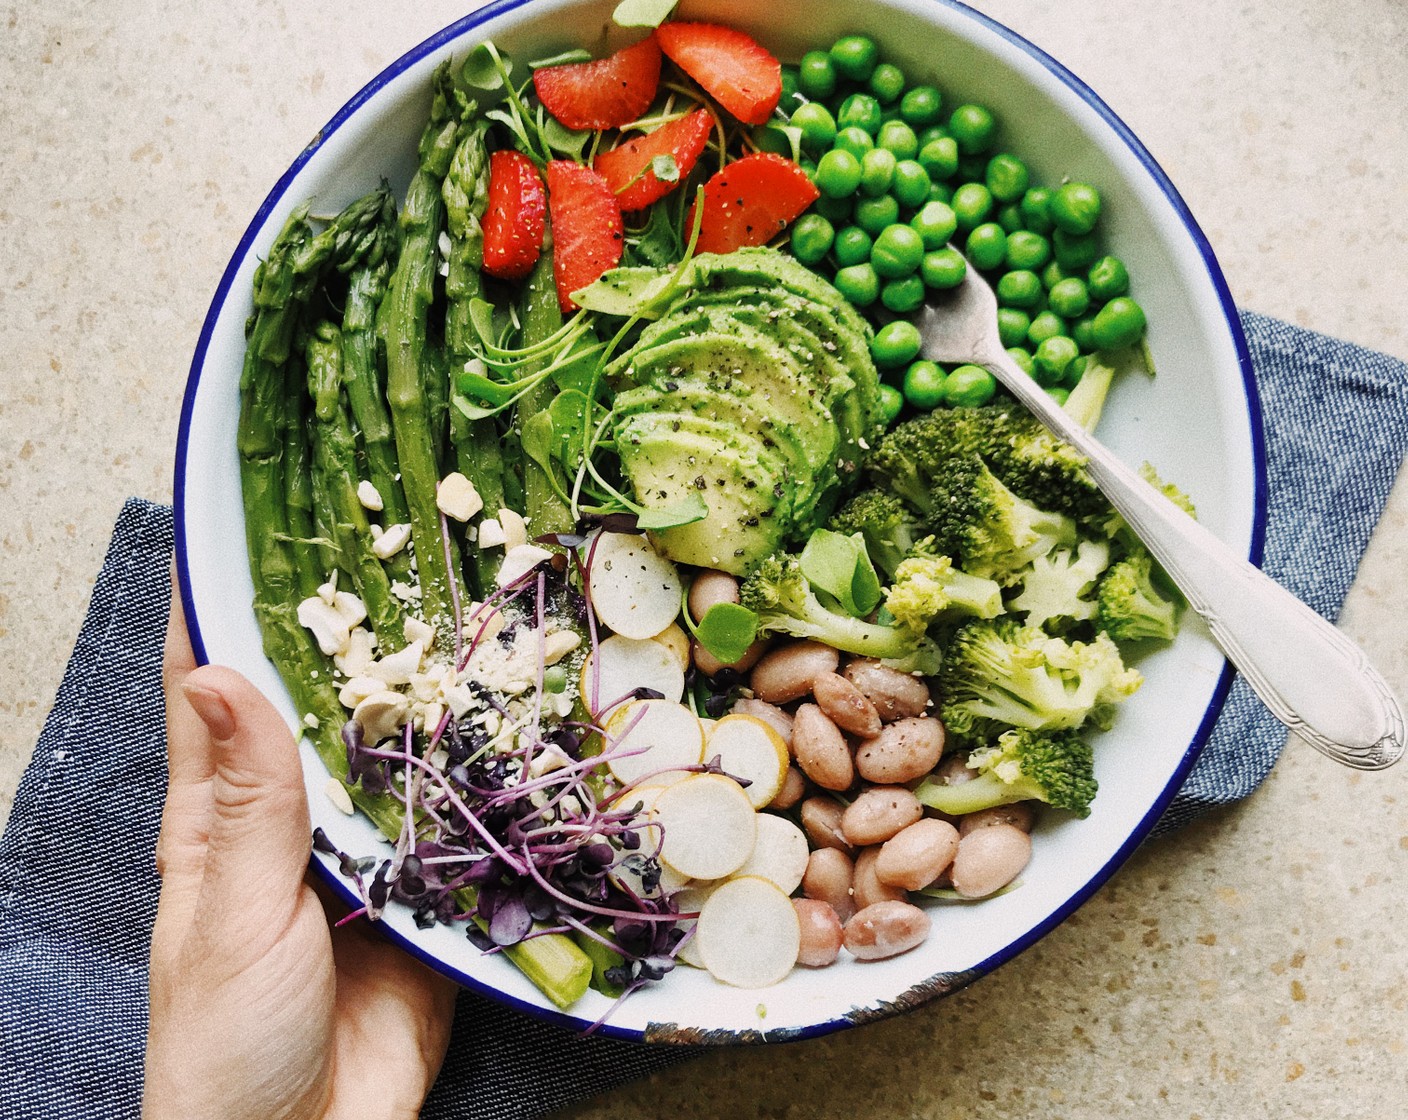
[686,248,874,344]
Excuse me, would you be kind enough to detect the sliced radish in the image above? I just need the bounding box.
[670,881,720,968]
[607,847,691,900]
[705,714,789,809]
[730,812,810,895]
[653,773,757,880]
[651,622,691,672]
[602,699,704,786]
[579,633,686,714]
[587,531,683,639]
[695,876,801,988]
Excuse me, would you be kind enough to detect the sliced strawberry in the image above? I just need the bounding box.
[481,150,547,282]
[546,161,625,312]
[594,108,715,213]
[655,22,781,126]
[688,153,820,255]
[532,35,662,131]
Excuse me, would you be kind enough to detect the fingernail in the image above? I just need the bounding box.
[182,683,237,741]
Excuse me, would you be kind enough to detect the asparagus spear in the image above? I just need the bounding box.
[516,248,575,536]
[282,358,326,598]
[306,320,406,650]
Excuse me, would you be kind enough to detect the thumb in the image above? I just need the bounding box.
[181,665,313,922]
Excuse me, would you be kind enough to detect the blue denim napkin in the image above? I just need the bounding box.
[1,311,1404,1118]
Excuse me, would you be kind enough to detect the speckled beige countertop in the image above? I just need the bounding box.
[2,0,1406,1115]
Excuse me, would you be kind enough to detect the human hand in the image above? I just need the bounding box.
[143,587,457,1120]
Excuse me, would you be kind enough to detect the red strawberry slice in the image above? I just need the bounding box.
[481,150,547,282]
[688,153,820,255]
[655,22,781,126]
[546,161,625,312]
[532,35,662,131]
[594,108,715,213]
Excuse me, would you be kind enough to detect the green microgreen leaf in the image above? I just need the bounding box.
[540,111,592,159]
[612,0,678,29]
[633,490,708,530]
[650,153,680,182]
[693,602,759,664]
[528,48,593,69]
[461,42,514,101]
[800,529,883,618]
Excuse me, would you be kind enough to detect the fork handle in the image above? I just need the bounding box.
[975,344,1405,771]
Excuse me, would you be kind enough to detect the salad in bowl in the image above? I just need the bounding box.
[176,0,1260,1041]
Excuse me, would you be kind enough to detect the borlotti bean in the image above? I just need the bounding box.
[802,846,857,923]
[840,786,924,846]
[811,671,882,738]
[793,899,845,967]
[750,640,841,703]
[852,846,908,909]
[843,901,931,961]
[951,823,1032,898]
[875,818,960,890]
[791,703,855,790]
[841,659,931,721]
[853,716,945,784]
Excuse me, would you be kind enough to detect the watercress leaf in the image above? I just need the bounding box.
[455,369,517,406]
[451,393,502,422]
[485,106,536,156]
[612,0,678,29]
[800,529,883,617]
[541,114,592,159]
[625,202,684,269]
[528,48,593,69]
[694,602,759,664]
[751,123,804,162]
[570,265,675,318]
[633,490,708,530]
[461,42,515,100]
[469,297,499,346]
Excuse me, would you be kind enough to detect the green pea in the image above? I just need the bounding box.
[871,223,924,278]
[900,86,943,127]
[1047,277,1090,319]
[829,34,879,81]
[779,67,801,114]
[838,93,884,135]
[996,203,1024,234]
[871,319,923,368]
[1019,186,1054,234]
[859,148,897,197]
[789,213,835,265]
[882,275,926,313]
[928,182,954,204]
[854,193,900,235]
[911,200,958,249]
[997,307,1031,348]
[799,159,818,178]
[1004,229,1050,271]
[1064,354,1088,387]
[868,62,906,104]
[950,182,993,230]
[918,136,960,181]
[943,364,997,407]
[878,121,920,161]
[965,222,1008,271]
[922,247,966,289]
[814,149,863,198]
[797,51,838,100]
[833,225,873,267]
[1053,228,1100,270]
[1045,385,1070,406]
[1041,259,1070,290]
[891,160,931,209]
[957,154,990,184]
[833,126,875,159]
[792,102,838,152]
[543,664,568,693]
[903,359,946,409]
[1006,346,1035,376]
[813,193,853,225]
[996,269,1042,308]
[1070,315,1097,352]
[878,382,905,426]
[948,103,996,153]
[1091,296,1147,349]
[1027,310,1067,346]
[1033,335,1079,385]
[917,124,949,146]
[1087,255,1130,302]
[1049,181,1102,235]
[834,262,880,307]
[985,153,1029,203]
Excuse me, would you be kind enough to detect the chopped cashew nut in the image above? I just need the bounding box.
[370,640,424,686]
[334,627,377,678]
[403,616,436,649]
[372,522,412,560]
[477,518,506,549]
[437,472,484,522]
[325,778,356,815]
[543,630,582,665]
[499,508,528,551]
[338,675,384,710]
[298,596,355,656]
[496,544,554,588]
[356,480,384,512]
[353,690,411,743]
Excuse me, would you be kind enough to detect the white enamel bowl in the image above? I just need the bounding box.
[175,0,1265,1043]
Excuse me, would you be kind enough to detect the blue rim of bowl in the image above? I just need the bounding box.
[174,0,1268,1045]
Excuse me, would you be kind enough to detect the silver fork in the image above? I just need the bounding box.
[916,269,1405,771]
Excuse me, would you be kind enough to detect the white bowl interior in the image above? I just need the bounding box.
[177,0,1259,1041]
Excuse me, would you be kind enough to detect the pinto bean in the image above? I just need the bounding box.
[842,659,931,721]
[750,640,840,704]
[957,802,1037,836]
[854,717,945,784]
[802,847,856,923]
[767,765,807,811]
[800,796,853,854]
[852,845,907,910]
[687,570,739,621]
[791,703,854,791]
[875,818,961,890]
[732,698,793,752]
[950,823,1032,898]
[793,899,845,967]
[812,672,882,738]
[841,786,924,846]
[843,901,931,960]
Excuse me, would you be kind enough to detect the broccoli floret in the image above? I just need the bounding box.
[740,553,941,674]
[884,553,1004,629]
[1008,538,1111,632]
[928,457,1078,586]
[1096,545,1181,642]
[827,489,925,581]
[914,728,1098,818]
[1100,463,1197,551]
[939,618,1142,746]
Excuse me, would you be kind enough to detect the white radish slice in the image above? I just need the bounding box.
[579,634,686,714]
[695,876,802,988]
[603,700,704,787]
[651,622,691,671]
[607,848,691,900]
[587,531,683,639]
[729,812,810,895]
[653,773,757,880]
[670,882,720,968]
[705,714,789,809]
